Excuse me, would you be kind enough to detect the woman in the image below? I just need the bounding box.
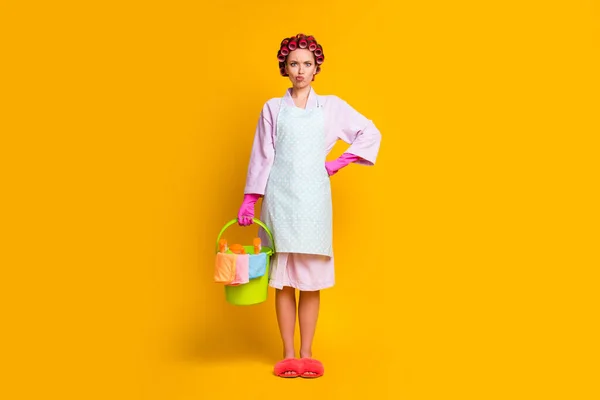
[237,33,381,378]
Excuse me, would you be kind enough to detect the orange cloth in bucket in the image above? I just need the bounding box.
[214,252,237,284]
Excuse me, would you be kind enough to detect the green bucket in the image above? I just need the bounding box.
[215,218,275,306]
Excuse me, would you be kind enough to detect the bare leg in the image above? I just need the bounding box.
[275,286,297,376]
[298,290,320,375]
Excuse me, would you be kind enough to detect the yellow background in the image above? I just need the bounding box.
[1,1,599,399]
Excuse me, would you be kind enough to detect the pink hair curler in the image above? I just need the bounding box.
[278,53,286,62]
[281,38,289,47]
[308,41,317,51]
[314,46,323,57]
[280,46,289,56]
[316,55,324,64]
[298,38,308,48]
[288,39,298,50]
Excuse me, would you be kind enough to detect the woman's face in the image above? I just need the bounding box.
[285,49,317,88]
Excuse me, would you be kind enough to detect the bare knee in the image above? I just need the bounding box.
[300,290,320,298]
[276,286,296,298]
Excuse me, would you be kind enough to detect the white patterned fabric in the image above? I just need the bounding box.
[261,96,333,257]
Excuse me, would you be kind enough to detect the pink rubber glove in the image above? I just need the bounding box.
[325,153,361,176]
[237,193,261,226]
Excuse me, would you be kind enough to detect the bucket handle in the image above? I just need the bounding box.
[215,218,276,254]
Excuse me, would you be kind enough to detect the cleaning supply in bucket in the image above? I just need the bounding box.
[219,239,228,253]
[253,238,261,254]
[229,243,247,254]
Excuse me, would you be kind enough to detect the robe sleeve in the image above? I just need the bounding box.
[243,105,275,195]
[331,96,382,166]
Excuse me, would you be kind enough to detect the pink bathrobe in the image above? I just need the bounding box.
[244,88,381,291]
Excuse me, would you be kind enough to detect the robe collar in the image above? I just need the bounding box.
[282,86,319,109]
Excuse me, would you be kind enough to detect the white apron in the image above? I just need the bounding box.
[260,94,333,257]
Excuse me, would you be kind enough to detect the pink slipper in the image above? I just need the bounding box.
[300,358,324,378]
[273,358,302,378]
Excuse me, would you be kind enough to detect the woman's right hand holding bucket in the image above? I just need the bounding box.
[237,193,261,226]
